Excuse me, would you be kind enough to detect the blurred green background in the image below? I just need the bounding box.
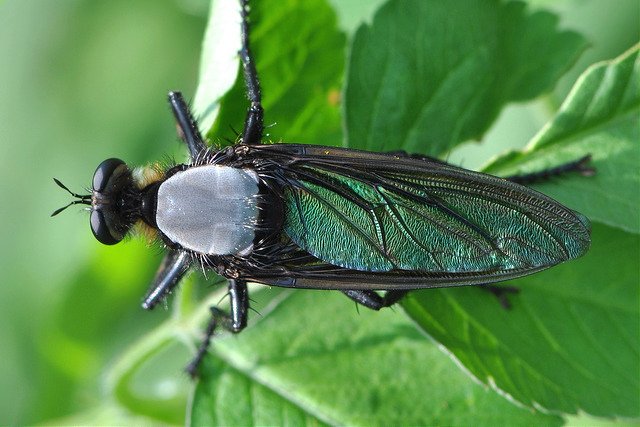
[0,0,637,425]
[0,1,208,424]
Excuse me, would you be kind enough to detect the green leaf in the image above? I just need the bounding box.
[345,0,587,155]
[190,356,329,427]
[402,223,640,418]
[190,289,561,426]
[206,0,344,147]
[192,0,242,135]
[484,44,640,234]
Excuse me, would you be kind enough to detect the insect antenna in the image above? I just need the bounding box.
[51,178,91,216]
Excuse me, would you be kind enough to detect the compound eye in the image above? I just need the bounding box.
[90,209,122,245]
[93,158,126,192]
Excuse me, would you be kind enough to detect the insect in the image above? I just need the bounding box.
[53,0,593,377]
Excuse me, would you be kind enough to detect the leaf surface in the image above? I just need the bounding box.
[345,0,587,155]
[190,289,561,426]
[484,45,640,234]
[403,223,640,417]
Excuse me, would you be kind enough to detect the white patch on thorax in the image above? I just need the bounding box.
[156,165,259,255]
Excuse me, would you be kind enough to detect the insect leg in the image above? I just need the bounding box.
[342,289,409,310]
[239,0,264,145]
[167,91,208,160]
[185,279,249,377]
[345,287,519,311]
[481,284,520,309]
[142,250,191,310]
[386,150,594,185]
[222,278,250,332]
[506,155,595,185]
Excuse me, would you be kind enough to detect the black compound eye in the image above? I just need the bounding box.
[93,158,126,192]
[90,209,122,245]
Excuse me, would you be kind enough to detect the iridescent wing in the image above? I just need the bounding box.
[238,144,590,289]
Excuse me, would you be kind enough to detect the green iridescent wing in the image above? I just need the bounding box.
[255,145,590,281]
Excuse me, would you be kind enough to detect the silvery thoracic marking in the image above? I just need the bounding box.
[156,165,259,256]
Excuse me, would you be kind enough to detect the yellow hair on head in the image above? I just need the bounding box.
[132,220,159,244]
[133,164,164,189]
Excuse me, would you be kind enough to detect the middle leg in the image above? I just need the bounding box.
[185,278,249,377]
[342,289,409,310]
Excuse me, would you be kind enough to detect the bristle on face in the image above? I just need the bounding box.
[133,164,165,189]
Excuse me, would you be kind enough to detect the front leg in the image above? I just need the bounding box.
[185,279,249,378]
[239,0,264,145]
[168,91,208,160]
[142,250,191,310]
